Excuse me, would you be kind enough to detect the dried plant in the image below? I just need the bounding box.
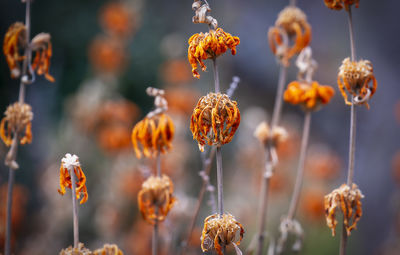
[92,243,124,255]
[324,0,359,11]
[59,243,91,255]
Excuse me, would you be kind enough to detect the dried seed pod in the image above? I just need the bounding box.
[284,80,335,111]
[137,174,176,224]
[3,22,27,78]
[31,32,55,82]
[58,153,88,204]
[188,28,240,78]
[201,213,245,255]
[324,183,364,236]
[324,0,359,11]
[0,102,33,147]
[131,113,174,158]
[276,218,304,253]
[254,121,288,147]
[59,243,92,255]
[93,244,124,255]
[268,6,311,66]
[190,93,240,151]
[338,57,377,109]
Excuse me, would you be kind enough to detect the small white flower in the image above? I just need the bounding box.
[61,153,80,171]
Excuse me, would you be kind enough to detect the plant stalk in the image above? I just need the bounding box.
[153,153,162,255]
[4,168,15,255]
[70,170,79,248]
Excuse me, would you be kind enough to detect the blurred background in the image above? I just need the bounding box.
[0,0,399,254]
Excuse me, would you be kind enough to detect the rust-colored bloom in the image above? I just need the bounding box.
[284,80,335,111]
[0,102,33,147]
[89,36,126,74]
[324,183,364,236]
[190,93,240,152]
[201,213,245,255]
[131,113,174,158]
[93,244,124,255]
[188,28,240,79]
[324,0,359,11]
[268,6,311,66]
[58,153,88,204]
[254,121,288,147]
[59,243,92,255]
[137,174,176,225]
[100,2,136,38]
[31,33,55,82]
[3,22,27,79]
[338,57,377,109]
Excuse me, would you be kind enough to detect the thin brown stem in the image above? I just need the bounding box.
[153,153,161,255]
[255,65,288,255]
[347,8,356,62]
[290,0,296,7]
[70,170,79,248]
[212,57,220,93]
[216,147,224,216]
[4,168,15,255]
[287,111,311,220]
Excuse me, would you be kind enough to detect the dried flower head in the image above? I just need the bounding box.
[190,93,240,152]
[284,80,335,111]
[93,244,124,255]
[324,0,359,11]
[59,243,92,255]
[137,174,176,224]
[188,28,240,78]
[31,33,55,82]
[201,213,244,255]
[268,6,311,66]
[338,57,377,109]
[131,113,174,158]
[89,36,126,74]
[254,121,288,147]
[100,2,136,38]
[3,22,27,79]
[276,218,304,253]
[0,102,33,147]
[58,153,88,204]
[324,183,364,236]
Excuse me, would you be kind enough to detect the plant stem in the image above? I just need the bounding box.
[290,0,297,7]
[70,170,79,248]
[287,111,311,220]
[153,153,161,255]
[4,168,15,255]
[340,6,357,255]
[255,65,287,255]
[212,57,220,93]
[216,147,224,216]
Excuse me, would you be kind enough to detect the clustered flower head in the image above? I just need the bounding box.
[254,121,288,148]
[190,92,240,152]
[201,213,245,255]
[59,243,92,255]
[268,6,311,66]
[58,153,88,204]
[284,80,335,111]
[324,0,359,11]
[0,102,33,147]
[338,57,377,109]
[188,28,240,79]
[92,244,124,255]
[137,174,176,225]
[3,22,54,82]
[324,183,364,236]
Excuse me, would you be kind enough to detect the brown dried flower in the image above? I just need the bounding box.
[0,102,33,147]
[190,93,240,152]
[188,28,240,78]
[31,33,55,82]
[93,244,124,255]
[3,22,27,79]
[268,6,311,66]
[338,57,377,109]
[324,183,364,236]
[284,80,335,111]
[254,121,288,147]
[137,174,176,224]
[201,213,245,255]
[131,113,174,158]
[324,0,359,11]
[59,243,92,255]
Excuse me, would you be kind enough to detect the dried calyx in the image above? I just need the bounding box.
[254,121,288,148]
[192,0,217,29]
[276,218,304,254]
[324,0,359,11]
[59,243,92,255]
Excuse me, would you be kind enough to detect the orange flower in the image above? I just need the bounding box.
[188,28,240,78]
[3,22,27,79]
[201,213,244,255]
[324,183,363,236]
[100,2,136,38]
[93,244,124,255]
[137,175,176,224]
[284,80,335,111]
[131,113,174,158]
[0,102,33,147]
[160,59,192,84]
[89,36,126,74]
[338,57,377,109]
[58,153,88,204]
[31,33,55,82]
[190,93,240,152]
[268,6,311,66]
[324,0,359,11]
